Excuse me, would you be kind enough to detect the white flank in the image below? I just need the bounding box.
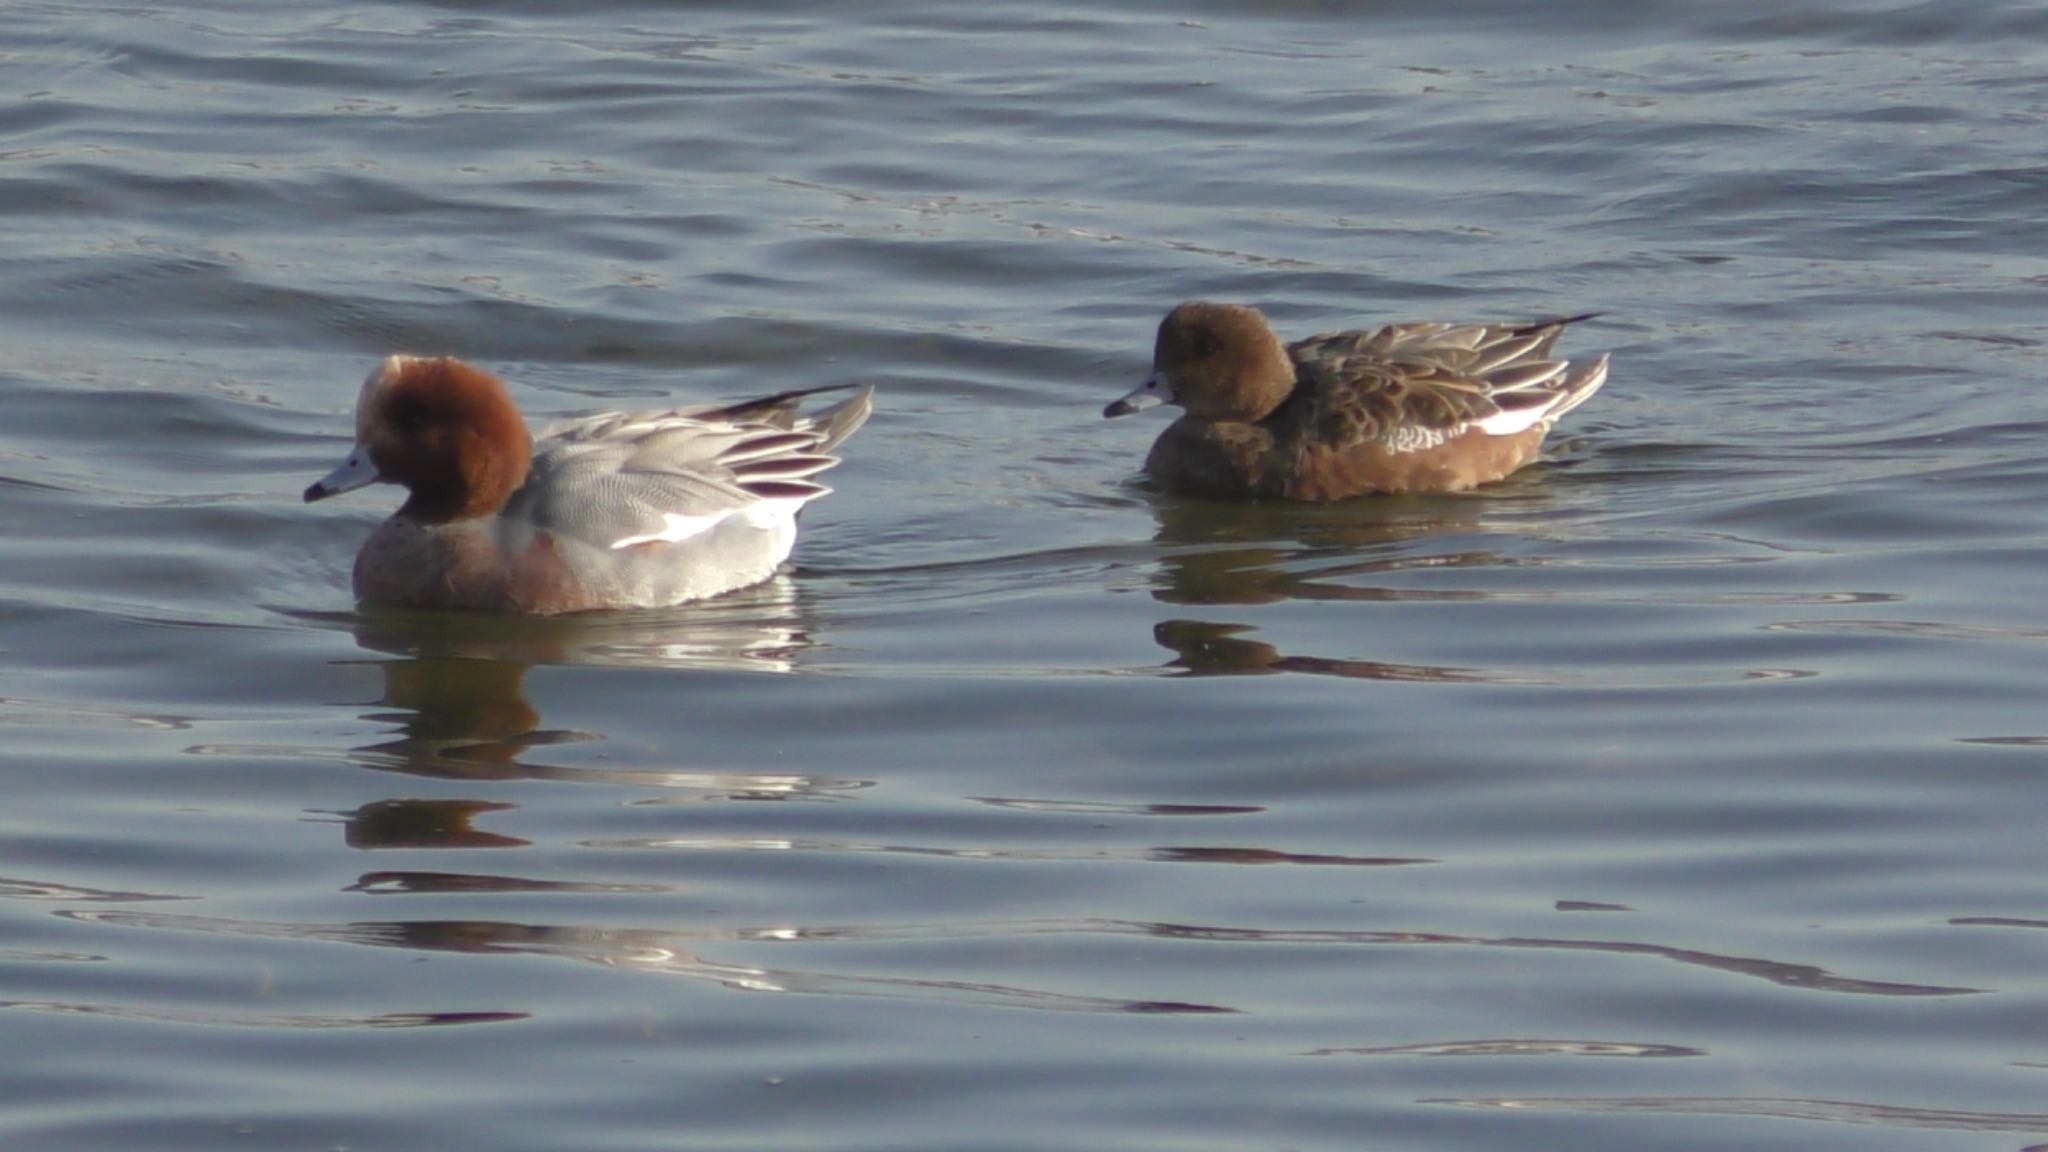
[739,497,813,530]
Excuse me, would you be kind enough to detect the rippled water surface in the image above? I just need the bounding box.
[6,2,2048,1149]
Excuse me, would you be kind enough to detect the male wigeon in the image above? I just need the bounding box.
[305,355,873,614]
[1103,301,1609,500]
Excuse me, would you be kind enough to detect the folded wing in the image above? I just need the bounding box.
[511,384,875,550]
[1290,316,1606,455]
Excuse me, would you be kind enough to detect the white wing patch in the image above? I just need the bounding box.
[1473,403,1555,436]
[609,510,735,550]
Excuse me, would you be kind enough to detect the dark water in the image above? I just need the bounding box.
[6,2,2048,1149]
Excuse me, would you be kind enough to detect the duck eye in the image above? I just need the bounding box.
[389,401,429,432]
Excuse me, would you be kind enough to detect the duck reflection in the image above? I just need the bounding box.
[1142,489,1502,607]
[343,577,817,782]
[1152,619,1488,682]
[352,574,819,676]
[326,577,870,858]
[1137,489,1535,680]
[283,915,1229,1014]
[342,799,527,850]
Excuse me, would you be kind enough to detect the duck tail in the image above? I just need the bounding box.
[707,381,876,448]
[803,385,876,453]
[1511,312,1603,359]
[1515,311,1603,334]
[1546,353,1610,420]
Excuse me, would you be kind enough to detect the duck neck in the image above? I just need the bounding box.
[398,430,531,524]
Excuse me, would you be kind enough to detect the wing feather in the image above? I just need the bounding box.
[1285,317,1597,455]
[508,385,873,549]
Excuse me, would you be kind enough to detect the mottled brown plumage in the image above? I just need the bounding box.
[1103,301,1610,500]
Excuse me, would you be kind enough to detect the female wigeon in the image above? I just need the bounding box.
[1103,301,1610,501]
[305,355,872,614]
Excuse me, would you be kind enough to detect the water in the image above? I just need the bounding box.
[5,2,2048,1148]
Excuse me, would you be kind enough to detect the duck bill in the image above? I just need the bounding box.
[1103,372,1168,418]
[304,444,381,502]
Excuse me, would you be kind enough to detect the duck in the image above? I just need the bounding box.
[305,355,872,614]
[1102,301,1609,500]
